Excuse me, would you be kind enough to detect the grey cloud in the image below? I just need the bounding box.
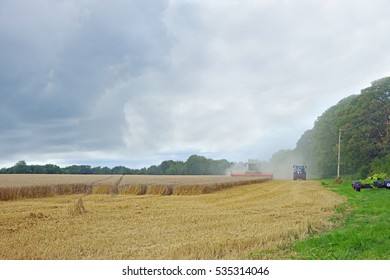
[1,0,390,167]
[0,0,172,164]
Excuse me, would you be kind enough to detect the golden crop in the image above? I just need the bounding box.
[0,174,270,200]
[0,179,345,259]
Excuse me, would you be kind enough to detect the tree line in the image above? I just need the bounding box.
[4,76,389,179]
[267,76,390,178]
[0,155,232,176]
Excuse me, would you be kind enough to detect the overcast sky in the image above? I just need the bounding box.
[1,0,390,168]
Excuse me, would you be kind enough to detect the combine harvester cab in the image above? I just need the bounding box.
[230,159,273,179]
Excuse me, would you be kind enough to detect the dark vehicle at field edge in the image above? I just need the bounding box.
[352,179,390,192]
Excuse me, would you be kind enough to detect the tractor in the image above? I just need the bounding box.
[293,165,307,180]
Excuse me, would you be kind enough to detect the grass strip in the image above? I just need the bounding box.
[290,179,390,259]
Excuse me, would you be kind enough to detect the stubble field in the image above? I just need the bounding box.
[0,176,345,259]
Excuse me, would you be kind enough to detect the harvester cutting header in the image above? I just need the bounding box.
[230,159,273,179]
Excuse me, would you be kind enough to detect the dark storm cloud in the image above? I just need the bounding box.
[0,0,172,165]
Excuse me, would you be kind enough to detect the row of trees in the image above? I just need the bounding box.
[268,76,390,178]
[0,155,233,176]
[5,76,389,179]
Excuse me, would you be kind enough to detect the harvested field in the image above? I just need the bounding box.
[0,180,345,259]
[0,174,270,200]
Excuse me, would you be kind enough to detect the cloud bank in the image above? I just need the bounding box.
[1,0,390,167]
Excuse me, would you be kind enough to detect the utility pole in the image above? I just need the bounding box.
[337,128,341,178]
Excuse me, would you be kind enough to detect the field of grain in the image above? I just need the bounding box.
[0,174,270,200]
[0,174,116,200]
[0,180,345,259]
[118,175,270,195]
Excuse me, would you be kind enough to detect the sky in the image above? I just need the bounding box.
[1,0,390,168]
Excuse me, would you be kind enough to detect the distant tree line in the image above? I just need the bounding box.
[0,155,233,176]
[7,76,389,179]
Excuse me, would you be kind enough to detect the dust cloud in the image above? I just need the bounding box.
[225,150,308,179]
[225,162,248,175]
[262,150,305,179]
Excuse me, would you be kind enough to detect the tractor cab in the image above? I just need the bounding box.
[293,165,307,180]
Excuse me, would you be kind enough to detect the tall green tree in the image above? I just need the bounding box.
[185,155,210,175]
[293,76,390,178]
[13,160,29,174]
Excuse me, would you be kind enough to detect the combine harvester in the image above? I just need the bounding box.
[230,159,273,179]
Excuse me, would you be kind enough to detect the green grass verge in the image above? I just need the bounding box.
[252,179,390,259]
[292,179,390,259]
